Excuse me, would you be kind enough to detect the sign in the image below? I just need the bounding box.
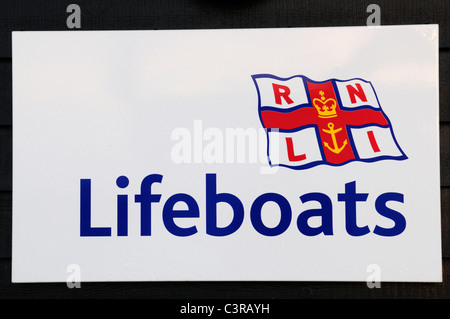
[12,25,441,282]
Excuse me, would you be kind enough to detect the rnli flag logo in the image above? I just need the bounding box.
[252,74,407,169]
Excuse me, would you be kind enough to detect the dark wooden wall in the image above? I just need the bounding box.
[0,0,449,299]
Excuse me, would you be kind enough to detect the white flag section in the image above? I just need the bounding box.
[254,76,309,109]
[335,79,380,109]
[268,128,323,166]
[349,125,404,159]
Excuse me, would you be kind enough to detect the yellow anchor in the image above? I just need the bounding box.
[322,122,347,154]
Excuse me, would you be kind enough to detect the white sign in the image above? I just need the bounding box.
[12,25,441,282]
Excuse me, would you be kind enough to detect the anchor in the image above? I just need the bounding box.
[322,122,347,154]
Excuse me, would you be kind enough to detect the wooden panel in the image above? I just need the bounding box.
[0,59,12,126]
[0,192,11,258]
[0,128,11,191]
[0,0,449,58]
[442,123,450,187]
[441,49,450,122]
[0,257,449,298]
[442,187,450,258]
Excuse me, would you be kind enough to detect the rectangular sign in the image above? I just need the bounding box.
[12,25,441,282]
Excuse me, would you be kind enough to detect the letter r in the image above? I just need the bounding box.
[272,83,294,105]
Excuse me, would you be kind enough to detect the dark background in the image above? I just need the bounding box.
[0,0,449,299]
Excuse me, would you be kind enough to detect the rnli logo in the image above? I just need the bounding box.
[252,74,407,169]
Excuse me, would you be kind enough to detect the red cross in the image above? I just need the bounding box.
[260,81,389,164]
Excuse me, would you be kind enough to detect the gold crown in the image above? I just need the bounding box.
[313,91,337,118]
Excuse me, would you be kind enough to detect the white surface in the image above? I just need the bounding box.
[12,25,441,282]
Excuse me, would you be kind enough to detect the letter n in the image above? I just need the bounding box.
[346,83,367,104]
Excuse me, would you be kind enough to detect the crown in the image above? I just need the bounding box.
[313,91,337,118]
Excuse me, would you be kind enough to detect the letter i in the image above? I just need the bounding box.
[116,176,129,236]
